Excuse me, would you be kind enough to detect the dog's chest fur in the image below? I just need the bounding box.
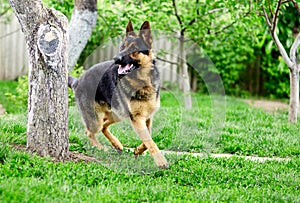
[121,67,158,100]
[94,61,160,118]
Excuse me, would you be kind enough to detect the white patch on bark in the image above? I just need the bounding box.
[179,37,192,109]
[68,9,97,70]
[37,24,62,68]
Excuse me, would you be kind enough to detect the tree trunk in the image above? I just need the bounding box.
[288,66,299,123]
[9,0,69,159]
[262,3,300,123]
[192,71,198,92]
[179,36,192,109]
[255,54,261,95]
[68,0,97,70]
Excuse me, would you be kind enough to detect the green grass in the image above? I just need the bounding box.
[0,146,299,202]
[0,80,300,202]
[68,90,300,157]
[0,80,19,113]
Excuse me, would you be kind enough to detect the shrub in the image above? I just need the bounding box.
[5,76,28,112]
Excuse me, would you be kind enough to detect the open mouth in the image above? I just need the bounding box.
[118,64,134,75]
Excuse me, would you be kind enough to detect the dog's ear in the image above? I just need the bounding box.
[126,20,137,37]
[139,21,152,48]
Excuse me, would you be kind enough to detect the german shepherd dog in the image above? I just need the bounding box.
[68,21,168,168]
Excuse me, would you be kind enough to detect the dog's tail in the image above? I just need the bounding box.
[68,76,78,89]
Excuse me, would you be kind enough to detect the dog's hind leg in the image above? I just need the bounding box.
[85,129,107,151]
[134,143,147,157]
[77,101,107,151]
[131,116,168,168]
[101,112,123,152]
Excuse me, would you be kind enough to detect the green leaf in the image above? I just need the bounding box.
[265,40,274,55]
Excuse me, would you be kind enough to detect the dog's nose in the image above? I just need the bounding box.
[113,55,123,64]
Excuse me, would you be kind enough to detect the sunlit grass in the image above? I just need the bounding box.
[0,81,300,202]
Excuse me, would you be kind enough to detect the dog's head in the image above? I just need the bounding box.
[114,21,154,76]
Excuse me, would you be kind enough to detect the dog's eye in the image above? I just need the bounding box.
[140,50,149,55]
[129,46,138,53]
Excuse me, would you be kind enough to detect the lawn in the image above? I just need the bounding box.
[0,80,299,202]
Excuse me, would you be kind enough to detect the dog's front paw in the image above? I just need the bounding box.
[152,152,168,169]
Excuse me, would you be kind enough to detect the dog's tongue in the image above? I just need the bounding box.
[118,64,133,75]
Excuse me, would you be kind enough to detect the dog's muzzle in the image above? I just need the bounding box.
[113,54,135,75]
[113,54,123,64]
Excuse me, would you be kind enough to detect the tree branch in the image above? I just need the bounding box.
[172,0,182,28]
[210,20,237,35]
[68,0,98,70]
[205,8,228,15]
[262,6,272,29]
[211,4,252,35]
[282,0,291,4]
[181,0,199,35]
[262,1,294,68]
[273,31,293,68]
[209,1,253,35]
[267,0,274,17]
[271,0,282,34]
[0,6,10,17]
[156,56,178,65]
[98,13,109,27]
[264,0,293,68]
[291,0,300,14]
[290,33,300,65]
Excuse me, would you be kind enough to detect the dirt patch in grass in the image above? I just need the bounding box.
[244,99,288,112]
[12,144,101,163]
[67,152,101,163]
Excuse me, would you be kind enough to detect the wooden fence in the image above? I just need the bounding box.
[83,36,181,85]
[0,14,28,80]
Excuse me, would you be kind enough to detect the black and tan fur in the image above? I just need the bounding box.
[68,21,168,168]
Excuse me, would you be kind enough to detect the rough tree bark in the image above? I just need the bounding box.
[68,0,97,70]
[262,1,300,123]
[9,0,98,159]
[9,0,69,158]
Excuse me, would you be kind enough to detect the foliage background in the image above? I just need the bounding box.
[3,0,299,99]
